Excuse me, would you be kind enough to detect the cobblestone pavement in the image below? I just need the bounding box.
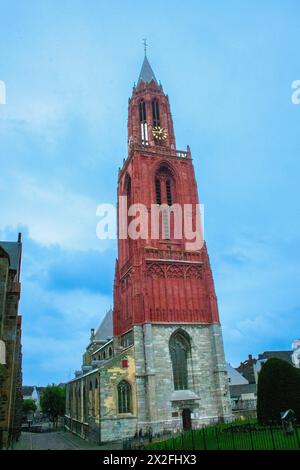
[13,431,122,450]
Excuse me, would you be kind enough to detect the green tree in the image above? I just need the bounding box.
[22,398,37,415]
[40,384,66,428]
[257,358,300,424]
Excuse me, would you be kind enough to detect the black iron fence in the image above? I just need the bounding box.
[145,422,300,451]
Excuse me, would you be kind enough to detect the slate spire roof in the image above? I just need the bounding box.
[137,55,158,86]
[94,308,113,342]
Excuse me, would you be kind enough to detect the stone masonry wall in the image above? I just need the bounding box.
[134,323,232,434]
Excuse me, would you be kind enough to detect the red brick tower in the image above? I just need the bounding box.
[113,55,220,339]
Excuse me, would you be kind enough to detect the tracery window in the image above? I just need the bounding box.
[155,178,162,205]
[169,331,191,390]
[154,165,175,239]
[166,179,172,206]
[118,380,132,414]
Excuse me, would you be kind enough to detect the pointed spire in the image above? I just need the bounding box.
[137,55,158,85]
[137,40,158,85]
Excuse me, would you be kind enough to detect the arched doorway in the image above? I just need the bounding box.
[182,408,192,431]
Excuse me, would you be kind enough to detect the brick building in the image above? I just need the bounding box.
[0,234,23,449]
[65,54,232,443]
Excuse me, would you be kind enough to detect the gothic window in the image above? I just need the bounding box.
[155,165,175,205]
[118,380,132,414]
[139,99,148,144]
[89,381,94,416]
[77,387,81,419]
[154,165,176,239]
[94,378,99,417]
[126,177,131,198]
[169,331,191,390]
[166,179,172,206]
[124,173,132,205]
[124,173,133,259]
[155,178,161,205]
[152,99,160,127]
[139,99,146,122]
[83,385,86,421]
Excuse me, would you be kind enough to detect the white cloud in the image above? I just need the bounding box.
[0,174,111,250]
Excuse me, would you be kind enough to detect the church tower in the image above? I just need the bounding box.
[113,52,232,432]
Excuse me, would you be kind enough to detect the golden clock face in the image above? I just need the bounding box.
[152,126,167,141]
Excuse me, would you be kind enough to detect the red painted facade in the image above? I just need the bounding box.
[113,74,220,337]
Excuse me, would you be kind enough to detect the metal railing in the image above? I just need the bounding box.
[145,422,300,451]
[133,144,190,159]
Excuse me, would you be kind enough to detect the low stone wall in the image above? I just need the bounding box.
[65,415,138,444]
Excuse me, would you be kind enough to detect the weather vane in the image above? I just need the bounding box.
[142,38,148,56]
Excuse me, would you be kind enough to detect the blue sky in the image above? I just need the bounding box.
[0,0,299,385]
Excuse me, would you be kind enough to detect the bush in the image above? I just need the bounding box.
[257,358,300,424]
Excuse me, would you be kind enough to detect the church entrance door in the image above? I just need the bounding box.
[182,408,192,431]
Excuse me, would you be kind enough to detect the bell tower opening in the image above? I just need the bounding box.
[139,99,148,145]
[152,98,160,127]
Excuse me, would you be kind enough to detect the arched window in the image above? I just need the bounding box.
[169,331,190,390]
[88,381,94,416]
[139,99,146,122]
[152,99,160,127]
[83,385,86,420]
[155,165,175,205]
[125,174,131,199]
[154,165,176,239]
[76,383,81,419]
[155,178,161,205]
[118,380,132,413]
[139,99,148,144]
[94,378,99,417]
[124,173,133,258]
[166,179,172,206]
[109,347,113,357]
